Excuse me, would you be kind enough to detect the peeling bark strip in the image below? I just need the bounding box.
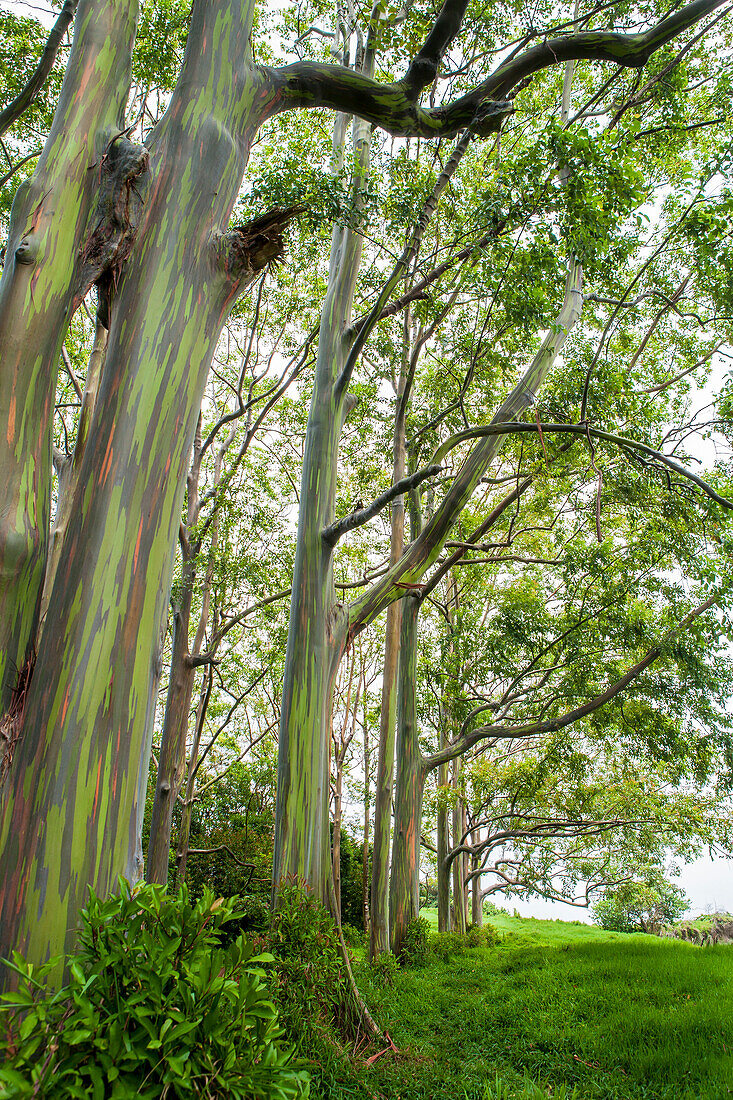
[0,652,35,786]
[213,206,305,282]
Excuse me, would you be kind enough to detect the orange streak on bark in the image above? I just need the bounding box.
[60,685,70,726]
[7,394,15,446]
[100,435,114,485]
[92,754,103,816]
[75,58,95,103]
[133,515,143,573]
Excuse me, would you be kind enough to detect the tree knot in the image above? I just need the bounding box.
[214,205,305,287]
[471,98,514,137]
[75,133,149,325]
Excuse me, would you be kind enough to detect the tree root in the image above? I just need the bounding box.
[327,876,385,1045]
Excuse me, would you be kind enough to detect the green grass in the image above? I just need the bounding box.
[299,913,733,1100]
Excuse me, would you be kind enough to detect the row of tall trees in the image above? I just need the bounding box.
[1,0,733,983]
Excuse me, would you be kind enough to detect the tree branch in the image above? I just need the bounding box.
[425,592,722,769]
[429,421,733,510]
[0,0,77,140]
[401,0,472,101]
[323,464,442,546]
[270,0,725,137]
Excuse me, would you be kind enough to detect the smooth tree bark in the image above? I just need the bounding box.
[388,597,423,954]
[331,647,361,921]
[436,755,450,932]
[471,830,483,927]
[0,0,137,717]
[0,0,724,977]
[451,758,468,935]
[362,654,372,932]
[370,305,411,956]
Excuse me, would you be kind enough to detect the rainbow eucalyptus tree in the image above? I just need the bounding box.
[0,0,727,979]
[272,0,732,914]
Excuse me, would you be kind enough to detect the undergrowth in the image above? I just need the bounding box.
[0,882,308,1099]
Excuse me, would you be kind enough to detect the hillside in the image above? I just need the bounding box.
[305,913,733,1100]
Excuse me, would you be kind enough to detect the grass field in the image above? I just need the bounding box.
[302,911,733,1100]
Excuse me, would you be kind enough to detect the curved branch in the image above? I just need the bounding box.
[429,421,733,510]
[0,148,42,190]
[402,0,472,100]
[269,0,725,137]
[425,592,722,770]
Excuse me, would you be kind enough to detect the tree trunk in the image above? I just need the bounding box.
[451,756,466,936]
[436,723,450,932]
[460,797,469,928]
[0,0,276,975]
[332,758,343,923]
[437,781,450,933]
[0,0,137,715]
[272,270,354,905]
[273,86,371,906]
[389,596,424,957]
[370,367,407,957]
[362,667,371,932]
[174,668,211,885]
[146,592,195,885]
[147,414,213,885]
[41,319,108,623]
[471,828,483,927]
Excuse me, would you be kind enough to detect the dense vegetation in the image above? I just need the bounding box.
[4,890,731,1100]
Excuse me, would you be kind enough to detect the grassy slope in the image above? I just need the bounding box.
[307,912,733,1100]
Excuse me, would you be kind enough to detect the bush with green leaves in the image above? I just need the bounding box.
[398,917,430,966]
[340,923,366,950]
[428,930,468,963]
[368,951,400,986]
[592,877,688,934]
[467,922,501,948]
[0,882,309,1100]
[218,892,271,947]
[269,885,356,1040]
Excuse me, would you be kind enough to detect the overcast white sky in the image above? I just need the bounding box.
[506,854,733,922]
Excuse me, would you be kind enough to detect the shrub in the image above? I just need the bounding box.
[428,930,467,963]
[592,878,688,934]
[466,922,500,948]
[466,924,482,947]
[268,885,356,1040]
[218,891,271,946]
[399,917,430,966]
[482,900,508,918]
[340,923,366,950]
[368,952,400,986]
[0,881,309,1100]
